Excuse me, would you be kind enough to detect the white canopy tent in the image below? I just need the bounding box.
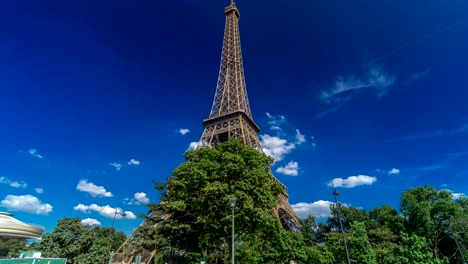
[0,212,44,240]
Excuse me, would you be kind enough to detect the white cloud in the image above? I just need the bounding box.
[452,192,466,200]
[388,168,400,175]
[262,113,313,162]
[0,177,27,188]
[73,204,137,219]
[266,112,286,127]
[35,188,44,194]
[109,162,122,171]
[188,141,199,151]
[329,175,377,188]
[260,134,295,162]
[1,194,52,215]
[401,67,432,87]
[134,192,150,204]
[444,189,467,200]
[81,218,101,227]
[76,179,113,197]
[128,159,140,166]
[295,129,306,144]
[276,161,300,176]
[321,64,396,102]
[292,200,334,218]
[178,128,190,135]
[27,149,44,159]
[310,136,317,148]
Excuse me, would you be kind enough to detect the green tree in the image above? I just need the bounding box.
[325,231,348,264]
[348,222,377,264]
[0,239,27,258]
[328,204,370,232]
[36,218,126,264]
[396,233,449,264]
[143,139,305,263]
[300,216,334,264]
[400,186,464,260]
[368,205,403,263]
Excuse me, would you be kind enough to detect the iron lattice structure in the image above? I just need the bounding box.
[198,1,300,233]
[111,1,299,263]
[199,1,261,149]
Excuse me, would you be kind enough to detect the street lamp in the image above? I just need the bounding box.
[107,208,127,264]
[229,197,237,264]
[332,185,351,264]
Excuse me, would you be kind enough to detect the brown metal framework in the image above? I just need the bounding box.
[198,2,261,149]
[111,1,299,263]
[198,1,300,232]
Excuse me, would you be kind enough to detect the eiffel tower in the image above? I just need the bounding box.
[197,0,300,233]
[111,1,299,263]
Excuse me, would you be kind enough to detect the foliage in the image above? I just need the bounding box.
[395,233,449,264]
[328,203,370,232]
[142,139,303,263]
[347,222,377,264]
[35,217,126,264]
[400,185,465,261]
[0,239,27,258]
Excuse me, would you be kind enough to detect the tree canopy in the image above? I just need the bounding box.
[140,139,306,263]
[35,217,126,264]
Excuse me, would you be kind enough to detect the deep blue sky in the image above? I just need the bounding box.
[1,0,468,236]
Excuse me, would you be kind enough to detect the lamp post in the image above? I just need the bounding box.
[107,208,127,264]
[229,197,237,264]
[332,185,351,264]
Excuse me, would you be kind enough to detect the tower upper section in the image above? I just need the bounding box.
[207,1,252,120]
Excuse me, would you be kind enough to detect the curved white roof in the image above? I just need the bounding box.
[0,212,44,239]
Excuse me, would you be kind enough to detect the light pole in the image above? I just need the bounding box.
[107,208,127,264]
[229,197,237,264]
[332,185,351,264]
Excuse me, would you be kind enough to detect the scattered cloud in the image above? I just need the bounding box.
[110,159,140,170]
[128,159,140,166]
[260,134,295,162]
[81,218,101,227]
[266,112,286,128]
[329,175,377,188]
[0,176,27,188]
[310,136,317,148]
[76,179,113,197]
[315,97,352,118]
[126,192,151,205]
[321,64,396,102]
[1,194,53,215]
[386,123,468,142]
[443,189,466,200]
[35,188,44,194]
[261,114,313,162]
[388,168,400,175]
[134,192,150,204]
[27,149,44,159]
[73,204,137,219]
[292,200,334,218]
[295,129,306,144]
[452,192,466,200]
[401,67,432,87]
[276,161,300,176]
[178,128,190,135]
[109,162,123,171]
[188,141,199,151]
